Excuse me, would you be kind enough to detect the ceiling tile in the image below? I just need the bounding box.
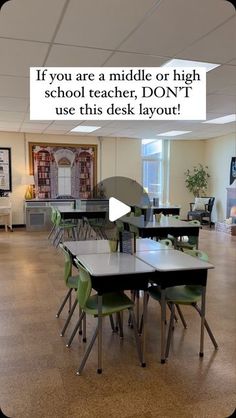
[0,76,29,98]
[55,0,156,49]
[207,94,236,114]
[46,45,111,67]
[177,16,236,64]
[105,52,167,67]
[0,0,66,42]
[0,97,28,112]
[0,39,49,77]
[207,65,236,93]
[120,0,234,56]
[0,111,25,121]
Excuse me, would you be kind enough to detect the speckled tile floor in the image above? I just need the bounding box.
[0,228,235,418]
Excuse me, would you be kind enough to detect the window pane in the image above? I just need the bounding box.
[58,166,71,195]
[142,160,161,199]
[142,139,162,157]
[142,139,163,201]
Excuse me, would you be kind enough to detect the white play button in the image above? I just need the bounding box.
[109,197,131,222]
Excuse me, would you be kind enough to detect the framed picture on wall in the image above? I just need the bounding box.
[230,157,236,185]
[29,142,97,199]
[0,147,12,192]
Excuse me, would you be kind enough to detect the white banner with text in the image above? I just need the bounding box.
[30,67,206,121]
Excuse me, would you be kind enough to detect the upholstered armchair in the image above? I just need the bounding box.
[187,197,215,228]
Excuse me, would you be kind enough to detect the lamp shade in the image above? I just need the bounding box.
[21,174,35,185]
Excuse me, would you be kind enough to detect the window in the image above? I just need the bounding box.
[58,166,71,196]
[142,139,168,203]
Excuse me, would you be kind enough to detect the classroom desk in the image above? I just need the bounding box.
[121,215,200,246]
[131,205,180,220]
[59,206,108,220]
[135,250,214,363]
[63,238,170,257]
[75,252,155,372]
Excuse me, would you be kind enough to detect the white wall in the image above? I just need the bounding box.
[0,132,25,224]
[205,133,236,222]
[168,134,236,222]
[169,140,206,218]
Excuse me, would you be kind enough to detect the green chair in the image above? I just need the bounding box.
[175,219,200,251]
[134,207,142,217]
[53,208,78,247]
[67,260,142,375]
[158,238,173,247]
[128,210,141,238]
[57,244,85,339]
[47,206,57,240]
[148,249,218,360]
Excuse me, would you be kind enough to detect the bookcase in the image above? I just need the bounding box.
[79,153,93,198]
[36,150,51,199]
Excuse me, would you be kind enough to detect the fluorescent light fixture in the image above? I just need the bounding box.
[203,114,236,124]
[70,125,101,133]
[142,139,155,144]
[157,130,192,137]
[163,58,220,72]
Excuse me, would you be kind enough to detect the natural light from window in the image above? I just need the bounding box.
[142,139,163,202]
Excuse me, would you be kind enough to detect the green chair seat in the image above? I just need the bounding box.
[85,292,134,316]
[166,285,202,304]
[148,284,201,305]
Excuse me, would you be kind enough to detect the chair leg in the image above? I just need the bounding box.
[128,290,135,327]
[66,310,86,347]
[192,303,218,350]
[129,308,143,365]
[48,224,56,240]
[76,325,99,375]
[116,312,124,338]
[165,303,175,359]
[52,228,61,246]
[54,229,63,248]
[175,304,188,329]
[60,299,78,337]
[109,314,116,332]
[56,288,73,318]
[82,313,87,342]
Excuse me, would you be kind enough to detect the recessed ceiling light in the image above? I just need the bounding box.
[203,114,236,124]
[157,130,192,137]
[163,59,220,72]
[70,125,101,133]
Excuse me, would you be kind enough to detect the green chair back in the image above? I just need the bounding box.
[188,220,200,246]
[54,208,62,226]
[74,260,92,310]
[134,207,142,217]
[183,249,208,262]
[50,206,57,224]
[59,243,72,283]
[159,238,173,247]
[188,220,201,226]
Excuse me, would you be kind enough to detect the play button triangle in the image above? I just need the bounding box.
[109,197,131,222]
